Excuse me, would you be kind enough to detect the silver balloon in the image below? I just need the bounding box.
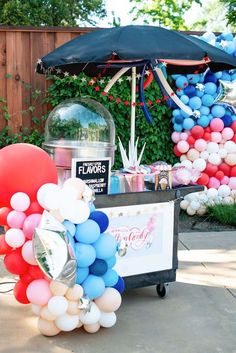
[214,79,236,113]
[33,211,77,287]
[117,239,128,257]
[78,296,92,313]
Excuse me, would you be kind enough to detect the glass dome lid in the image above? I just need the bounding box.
[44,97,115,148]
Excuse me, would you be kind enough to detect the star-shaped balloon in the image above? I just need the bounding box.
[214,79,236,113]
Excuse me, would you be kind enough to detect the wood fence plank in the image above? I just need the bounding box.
[20,32,31,130]
[0,31,7,131]
[55,32,72,48]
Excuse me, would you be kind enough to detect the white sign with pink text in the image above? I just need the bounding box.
[100,201,174,277]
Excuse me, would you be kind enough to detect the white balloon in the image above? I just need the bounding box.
[206,188,218,199]
[186,206,196,216]
[208,153,221,166]
[224,141,236,153]
[10,192,30,212]
[200,151,209,160]
[222,196,234,205]
[48,296,68,317]
[190,200,201,211]
[43,189,62,211]
[79,303,101,325]
[180,154,187,162]
[181,160,193,169]
[198,193,208,203]
[196,206,207,216]
[185,192,198,202]
[37,183,61,209]
[180,199,189,210]
[5,228,25,248]
[32,304,41,316]
[99,311,117,328]
[225,153,236,166]
[207,142,219,153]
[21,240,38,265]
[192,158,206,172]
[60,200,90,224]
[218,185,231,197]
[55,313,79,331]
[218,148,228,158]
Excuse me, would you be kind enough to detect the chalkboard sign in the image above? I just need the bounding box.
[71,158,111,195]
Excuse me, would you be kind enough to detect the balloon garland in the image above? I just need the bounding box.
[0,143,123,336]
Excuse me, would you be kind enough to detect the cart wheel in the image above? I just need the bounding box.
[156,283,169,298]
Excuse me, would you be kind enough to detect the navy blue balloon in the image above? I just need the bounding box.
[113,276,125,294]
[89,211,109,233]
[184,85,196,97]
[222,114,233,127]
[89,259,108,276]
[175,115,184,124]
[205,74,217,83]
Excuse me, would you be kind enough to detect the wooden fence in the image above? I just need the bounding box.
[0,26,98,134]
[0,27,206,134]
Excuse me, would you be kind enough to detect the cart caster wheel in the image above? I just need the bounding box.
[156,284,169,298]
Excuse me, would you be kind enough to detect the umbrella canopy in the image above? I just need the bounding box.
[36,25,236,76]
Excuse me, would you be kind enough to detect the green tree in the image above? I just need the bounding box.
[129,0,201,30]
[0,0,106,26]
[220,0,236,27]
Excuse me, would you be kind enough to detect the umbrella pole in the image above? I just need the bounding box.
[130,66,136,163]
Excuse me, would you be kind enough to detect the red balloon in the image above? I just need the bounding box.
[187,136,195,146]
[28,265,45,280]
[231,121,236,133]
[4,248,29,275]
[197,173,209,186]
[20,273,33,285]
[0,207,12,226]
[14,280,30,304]
[219,163,231,176]
[232,134,236,143]
[173,145,182,157]
[25,201,44,216]
[191,126,204,139]
[0,143,58,207]
[230,166,236,177]
[205,126,211,133]
[215,171,224,181]
[203,132,211,141]
[0,234,13,255]
[204,163,218,177]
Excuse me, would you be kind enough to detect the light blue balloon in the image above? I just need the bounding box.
[211,105,226,118]
[221,33,233,41]
[75,243,96,267]
[93,233,117,260]
[172,74,181,80]
[196,90,204,98]
[225,42,235,55]
[102,269,119,287]
[204,82,217,95]
[189,96,202,109]
[88,202,96,213]
[215,71,222,79]
[76,267,89,284]
[173,123,183,132]
[232,114,236,121]
[75,219,100,244]
[82,275,105,299]
[176,89,184,96]
[201,94,214,107]
[200,106,210,115]
[187,74,200,84]
[173,109,181,116]
[105,256,117,268]
[183,118,195,130]
[230,73,236,81]
[63,220,76,237]
[197,115,210,127]
[180,109,190,119]
[176,76,188,89]
[180,95,189,104]
[221,72,231,81]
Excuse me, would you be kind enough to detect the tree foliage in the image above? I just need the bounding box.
[129,0,202,30]
[220,0,236,27]
[0,0,106,26]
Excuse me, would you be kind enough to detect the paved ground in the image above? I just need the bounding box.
[0,231,236,353]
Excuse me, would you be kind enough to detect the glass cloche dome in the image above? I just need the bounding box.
[43,97,116,168]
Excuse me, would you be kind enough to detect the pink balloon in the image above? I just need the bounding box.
[177,140,190,153]
[10,192,30,212]
[26,279,52,306]
[228,177,236,190]
[7,210,26,229]
[194,139,207,152]
[208,177,220,189]
[211,132,222,143]
[171,132,181,143]
[21,240,38,265]
[180,132,188,141]
[23,213,42,240]
[222,127,234,141]
[210,118,224,132]
[221,176,229,185]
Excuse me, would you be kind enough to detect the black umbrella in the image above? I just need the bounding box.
[36,25,236,168]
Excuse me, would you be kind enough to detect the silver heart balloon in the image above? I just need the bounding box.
[214,79,236,113]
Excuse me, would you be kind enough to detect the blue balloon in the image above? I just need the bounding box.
[204,82,217,95]
[175,115,184,124]
[222,114,233,127]
[197,115,210,127]
[189,96,202,109]
[230,73,236,81]
[211,105,226,118]
[82,275,105,299]
[63,220,76,237]
[183,117,195,130]
[221,72,231,81]
[187,74,200,84]
[75,243,96,267]
[76,267,89,284]
[93,233,117,260]
[105,256,117,268]
[75,219,100,244]
[232,114,236,121]
[180,95,189,104]
[196,89,204,98]
[88,202,96,213]
[200,106,210,115]
[113,276,125,294]
[205,73,217,83]
[201,94,214,107]
[221,33,233,41]
[176,75,188,89]
[102,269,119,287]
[173,123,183,132]
[215,71,222,79]
[89,259,108,276]
[184,85,196,97]
[89,211,109,233]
